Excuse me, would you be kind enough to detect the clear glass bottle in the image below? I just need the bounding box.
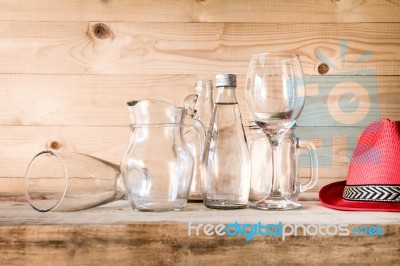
[201,74,251,209]
[193,80,214,132]
[187,80,214,201]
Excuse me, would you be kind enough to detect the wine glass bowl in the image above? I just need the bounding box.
[245,53,305,210]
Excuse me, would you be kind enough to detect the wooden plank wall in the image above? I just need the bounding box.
[0,0,399,200]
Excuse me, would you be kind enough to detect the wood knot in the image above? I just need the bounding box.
[91,23,113,40]
[50,141,62,150]
[318,63,329,75]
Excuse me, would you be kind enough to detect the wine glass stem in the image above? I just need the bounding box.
[269,139,282,198]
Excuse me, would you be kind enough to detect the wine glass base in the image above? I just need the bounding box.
[249,198,301,210]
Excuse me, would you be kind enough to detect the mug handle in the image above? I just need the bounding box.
[297,139,318,193]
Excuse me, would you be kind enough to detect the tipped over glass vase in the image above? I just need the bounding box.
[25,151,125,212]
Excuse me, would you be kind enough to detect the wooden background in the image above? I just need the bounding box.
[0,0,400,200]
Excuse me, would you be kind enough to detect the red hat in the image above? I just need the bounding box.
[319,118,400,212]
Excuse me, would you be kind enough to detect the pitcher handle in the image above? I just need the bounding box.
[297,139,318,193]
[183,118,206,160]
[183,94,198,118]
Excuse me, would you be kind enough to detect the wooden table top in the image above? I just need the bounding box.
[1,200,399,225]
[1,200,399,265]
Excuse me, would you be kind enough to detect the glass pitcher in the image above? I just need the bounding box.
[120,99,204,211]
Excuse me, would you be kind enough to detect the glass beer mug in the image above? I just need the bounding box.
[248,126,318,209]
[120,99,204,211]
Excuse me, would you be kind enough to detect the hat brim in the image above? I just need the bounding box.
[319,181,400,212]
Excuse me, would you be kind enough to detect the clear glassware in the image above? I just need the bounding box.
[25,151,125,212]
[193,80,214,130]
[121,99,204,211]
[248,127,318,208]
[185,80,214,201]
[183,87,198,118]
[245,53,305,210]
[202,74,251,209]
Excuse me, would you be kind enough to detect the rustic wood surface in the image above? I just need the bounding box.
[0,5,399,264]
[1,223,398,265]
[1,201,400,225]
[0,125,395,199]
[0,74,398,126]
[0,0,399,23]
[0,1,399,264]
[0,125,372,198]
[0,22,399,75]
[0,201,399,265]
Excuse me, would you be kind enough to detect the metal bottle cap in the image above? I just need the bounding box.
[215,74,236,87]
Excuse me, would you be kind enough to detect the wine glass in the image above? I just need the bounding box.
[245,53,305,210]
